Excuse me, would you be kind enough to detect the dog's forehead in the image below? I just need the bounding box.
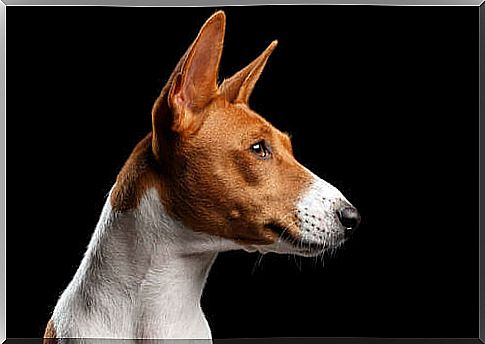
[187,98,296,158]
[230,105,292,149]
[205,100,279,137]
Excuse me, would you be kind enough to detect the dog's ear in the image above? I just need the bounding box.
[151,11,225,159]
[220,40,277,104]
[168,11,225,129]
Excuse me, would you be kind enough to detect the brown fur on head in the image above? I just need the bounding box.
[111,11,358,250]
[110,11,310,245]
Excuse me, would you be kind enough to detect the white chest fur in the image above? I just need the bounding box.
[52,188,239,340]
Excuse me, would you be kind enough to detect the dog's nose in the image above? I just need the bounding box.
[337,206,361,234]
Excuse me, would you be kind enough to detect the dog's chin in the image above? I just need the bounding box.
[239,222,347,257]
[242,241,321,257]
[242,237,345,257]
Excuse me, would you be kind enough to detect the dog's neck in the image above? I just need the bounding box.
[53,188,239,339]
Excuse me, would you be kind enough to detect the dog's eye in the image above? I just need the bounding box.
[250,140,271,159]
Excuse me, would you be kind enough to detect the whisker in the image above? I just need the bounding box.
[251,253,265,275]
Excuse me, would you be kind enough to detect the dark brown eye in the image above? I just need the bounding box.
[250,140,271,159]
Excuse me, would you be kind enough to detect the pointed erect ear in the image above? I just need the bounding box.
[152,11,225,142]
[169,10,225,132]
[220,40,277,104]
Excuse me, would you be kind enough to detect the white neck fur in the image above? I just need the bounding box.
[52,187,240,340]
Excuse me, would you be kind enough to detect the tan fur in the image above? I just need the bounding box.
[109,11,312,245]
[160,97,311,244]
[43,319,56,344]
[110,133,167,212]
[110,99,311,245]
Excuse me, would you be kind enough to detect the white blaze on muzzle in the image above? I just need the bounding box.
[296,170,353,247]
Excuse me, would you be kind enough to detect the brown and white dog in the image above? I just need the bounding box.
[44,11,360,341]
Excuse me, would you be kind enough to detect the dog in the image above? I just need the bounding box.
[43,10,360,341]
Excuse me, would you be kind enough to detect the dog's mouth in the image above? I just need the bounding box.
[264,222,326,255]
[264,222,293,240]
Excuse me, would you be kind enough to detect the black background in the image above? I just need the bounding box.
[8,5,478,339]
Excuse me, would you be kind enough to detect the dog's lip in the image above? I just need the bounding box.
[264,222,325,253]
[299,241,326,254]
[264,221,334,256]
[302,241,326,250]
[264,222,294,241]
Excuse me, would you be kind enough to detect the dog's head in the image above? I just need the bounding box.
[112,11,360,256]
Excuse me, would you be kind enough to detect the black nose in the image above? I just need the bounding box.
[337,206,361,233]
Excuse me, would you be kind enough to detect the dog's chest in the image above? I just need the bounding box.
[135,302,211,339]
[132,252,215,339]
